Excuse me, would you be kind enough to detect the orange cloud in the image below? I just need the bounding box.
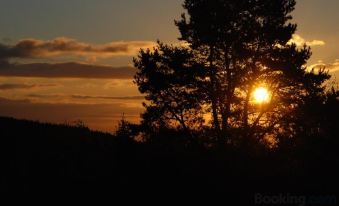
[308,60,339,73]
[288,34,325,47]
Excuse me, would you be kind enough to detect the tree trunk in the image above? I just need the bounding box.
[209,46,221,136]
[243,87,252,129]
[221,50,232,136]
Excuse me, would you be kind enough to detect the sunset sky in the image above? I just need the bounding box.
[0,0,338,132]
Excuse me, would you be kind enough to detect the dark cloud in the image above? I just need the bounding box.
[27,94,63,98]
[71,94,144,100]
[0,37,146,79]
[27,94,144,100]
[0,62,136,79]
[0,37,155,59]
[0,83,57,90]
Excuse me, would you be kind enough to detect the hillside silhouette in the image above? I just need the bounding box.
[1,115,338,202]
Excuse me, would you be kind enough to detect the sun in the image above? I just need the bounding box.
[253,87,270,104]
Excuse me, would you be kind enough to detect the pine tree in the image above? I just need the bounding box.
[134,0,330,144]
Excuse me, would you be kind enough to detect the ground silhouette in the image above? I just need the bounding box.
[1,114,338,203]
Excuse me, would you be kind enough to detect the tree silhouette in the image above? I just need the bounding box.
[134,43,206,136]
[134,0,331,146]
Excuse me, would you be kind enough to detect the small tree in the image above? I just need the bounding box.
[115,113,141,140]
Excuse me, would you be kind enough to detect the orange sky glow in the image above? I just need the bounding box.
[0,0,338,132]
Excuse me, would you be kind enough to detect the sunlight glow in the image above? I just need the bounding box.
[253,87,270,104]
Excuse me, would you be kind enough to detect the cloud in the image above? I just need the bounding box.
[308,60,339,73]
[25,93,144,107]
[0,62,136,79]
[0,37,156,60]
[0,37,152,79]
[27,94,64,99]
[71,94,144,100]
[288,34,325,47]
[0,83,57,90]
[27,93,144,101]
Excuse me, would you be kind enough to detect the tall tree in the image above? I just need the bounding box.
[134,0,330,144]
